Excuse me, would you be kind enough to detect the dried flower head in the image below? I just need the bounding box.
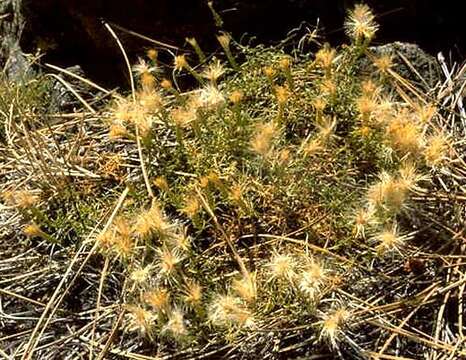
[157,246,182,277]
[153,176,169,192]
[344,4,379,42]
[373,53,393,74]
[201,59,225,83]
[130,265,152,284]
[315,45,336,70]
[385,112,422,156]
[367,171,409,213]
[232,272,257,303]
[132,58,158,76]
[268,252,297,282]
[174,54,188,71]
[23,223,46,239]
[229,90,244,104]
[263,66,276,79]
[3,189,39,209]
[320,308,350,347]
[251,121,279,157]
[274,85,291,105]
[209,294,255,328]
[171,106,197,129]
[164,308,188,338]
[146,48,158,61]
[137,90,163,113]
[181,194,201,218]
[133,201,169,239]
[183,280,203,306]
[108,122,128,140]
[216,32,231,49]
[299,259,327,300]
[144,287,171,312]
[353,206,376,238]
[373,223,410,255]
[279,56,292,70]
[424,132,449,166]
[197,85,225,110]
[126,305,156,335]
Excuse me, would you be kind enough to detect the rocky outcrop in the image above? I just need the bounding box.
[0,0,30,80]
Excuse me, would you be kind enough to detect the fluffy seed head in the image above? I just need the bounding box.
[197,85,225,110]
[367,171,408,213]
[232,272,257,303]
[424,132,449,167]
[315,45,336,70]
[130,265,152,284]
[174,55,188,70]
[216,32,231,49]
[209,294,255,328]
[164,308,188,337]
[373,223,408,254]
[201,59,225,83]
[299,259,327,300]
[251,121,279,157]
[373,53,393,74]
[153,176,169,192]
[268,252,297,282]
[126,305,155,334]
[321,308,350,347]
[157,246,182,277]
[183,280,203,306]
[181,194,201,218]
[144,287,170,312]
[344,4,379,42]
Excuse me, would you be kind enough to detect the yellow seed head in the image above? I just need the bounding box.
[164,309,188,337]
[373,53,393,74]
[275,85,290,105]
[201,59,225,83]
[108,123,128,140]
[232,272,257,303]
[181,195,201,218]
[130,265,152,284]
[144,287,170,312]
[299,260,327,300]
[321,309,350,347]
[183,280,203,306]
[424,132,449,166]
[23,223,45,238]
[146,48,158,61]
[126,305,155,334]
[229,90,244,104]
[209,294,255,328]
[263,66,276,79]
[174,54,188,70]
[279,56,292,70]
[344,4,379,41]
[315,45,336,70]
[268,252,296,281]
[367,172,408,213]
[373,224,407,254]
[158,246,182,276]
[251,121,279,157]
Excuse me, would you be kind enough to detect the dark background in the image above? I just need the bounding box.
[19,0,465,87]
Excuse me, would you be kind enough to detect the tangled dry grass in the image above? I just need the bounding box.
[1,5,466,359]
